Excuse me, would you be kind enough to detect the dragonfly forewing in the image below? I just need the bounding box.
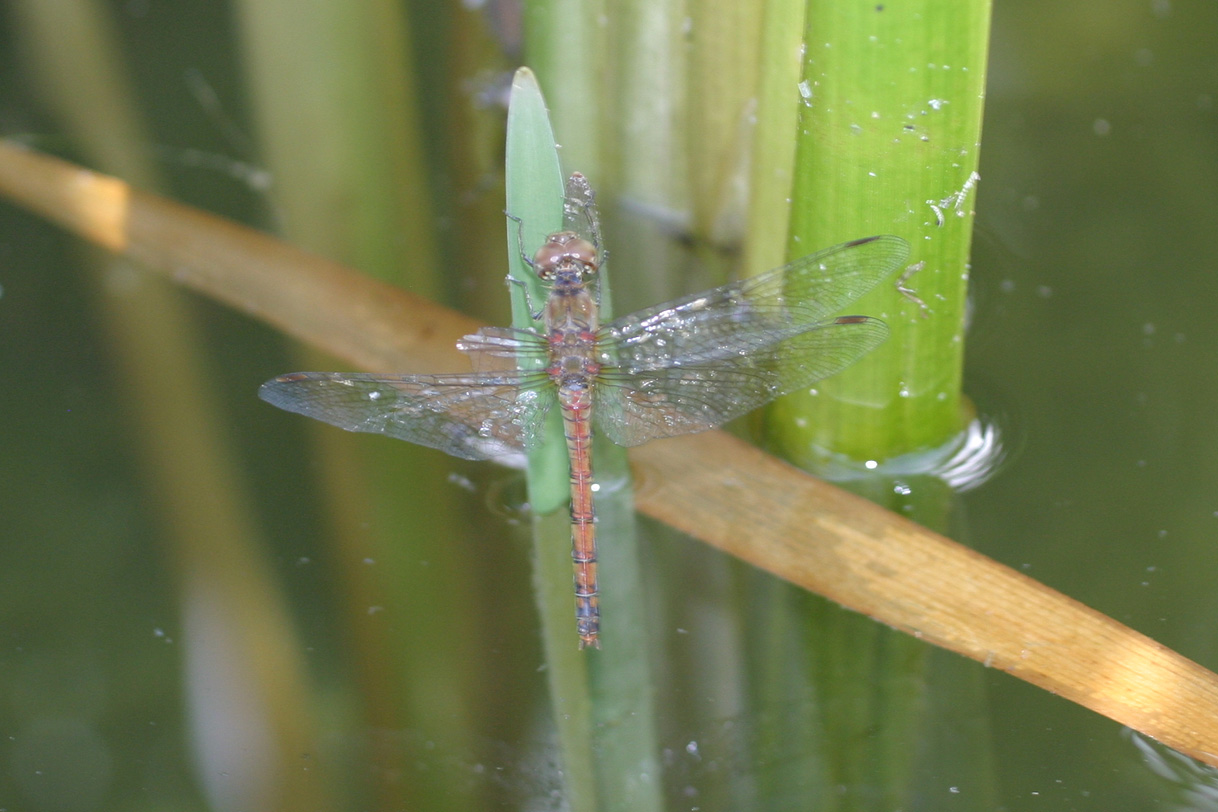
[760,235,909,322]
[458,326,551,373]
[562,173,600,240]
[600,235,908,373]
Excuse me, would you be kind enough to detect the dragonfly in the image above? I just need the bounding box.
[259,173,910,649]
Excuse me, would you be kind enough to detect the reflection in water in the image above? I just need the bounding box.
[360,683,1001,812]
[1128,730,1218,811]
[484,471,531,527]
[805,397,1017,494]
[366,725,565,811]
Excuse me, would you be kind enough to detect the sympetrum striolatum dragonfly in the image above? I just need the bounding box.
[259,173,910,649]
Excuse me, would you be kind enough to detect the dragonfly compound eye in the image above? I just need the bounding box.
[533,231,598,277]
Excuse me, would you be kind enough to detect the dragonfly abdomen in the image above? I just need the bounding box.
[560,385,600,649]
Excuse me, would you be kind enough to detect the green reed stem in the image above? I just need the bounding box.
[743,3,994,810]
[506,68,662,812]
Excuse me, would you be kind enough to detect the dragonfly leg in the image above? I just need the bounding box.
[504,211,546,319]
[505,273,544,321]
[504,210,536,269]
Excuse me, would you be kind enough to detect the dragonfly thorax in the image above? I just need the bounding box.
[533,231,598,283]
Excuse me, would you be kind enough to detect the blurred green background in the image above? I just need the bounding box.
[1,1,1217,810]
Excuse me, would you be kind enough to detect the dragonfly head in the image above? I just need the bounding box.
[534,231,599,282]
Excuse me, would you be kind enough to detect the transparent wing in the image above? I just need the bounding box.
[594,316,888,446]
[563,172,601,243]
[457,326,550,373]
[599,235,908,371]
[259,369,556,461]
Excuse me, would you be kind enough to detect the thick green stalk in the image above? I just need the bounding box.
[744,3,993,810]
[765,1,990,465]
